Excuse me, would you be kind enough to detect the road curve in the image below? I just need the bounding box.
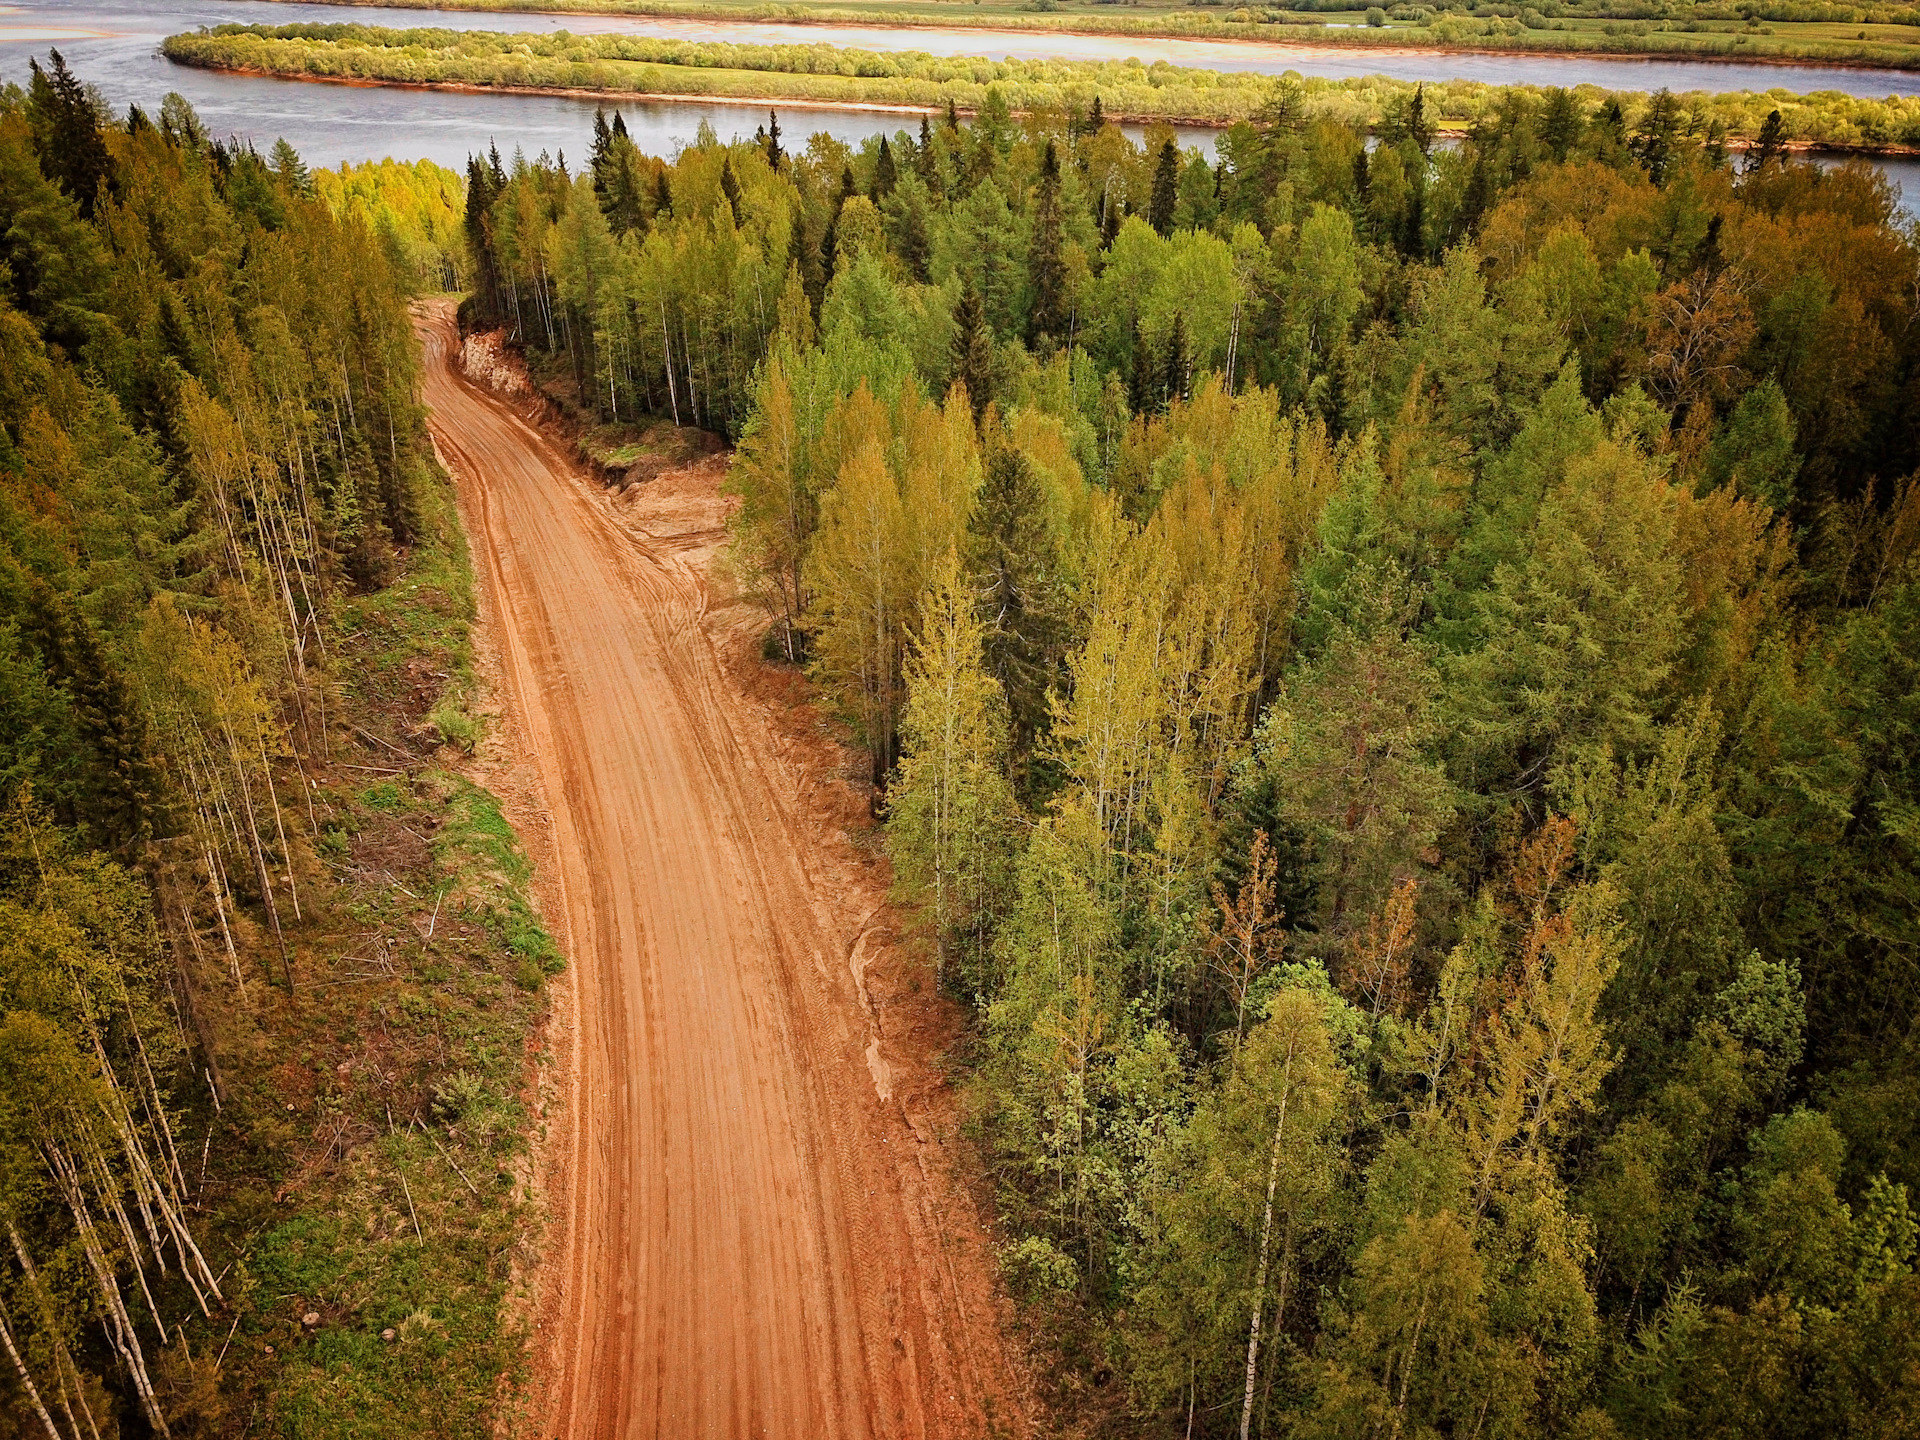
[414,306,1013,1439]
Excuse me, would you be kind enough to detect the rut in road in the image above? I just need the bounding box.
[414,306,1019,1439]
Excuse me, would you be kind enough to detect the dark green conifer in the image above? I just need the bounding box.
[720,155,743,227]
[951,284,994,426]
[26,50,111,218]
[1149,139,1179,236]
[1027,141,1068,348]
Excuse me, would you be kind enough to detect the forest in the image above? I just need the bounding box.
[165,22,1920,152]
[0,56,551,1438]
[457,75,1920,1435]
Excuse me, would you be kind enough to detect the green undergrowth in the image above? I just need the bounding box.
[179,460,558,1438]
[335,449,483,752]
[438,777,565,989]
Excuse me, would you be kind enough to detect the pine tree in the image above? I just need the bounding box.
[1149,138,1180,236]
[1027,140,1068,348]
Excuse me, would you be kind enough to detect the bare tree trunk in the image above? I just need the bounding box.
[0,1298,67,1440]
[1240,1051,1295,1440]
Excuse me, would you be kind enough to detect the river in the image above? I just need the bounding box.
[0,0,1913,216]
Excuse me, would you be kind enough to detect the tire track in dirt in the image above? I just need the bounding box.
[413,305,1025,1440]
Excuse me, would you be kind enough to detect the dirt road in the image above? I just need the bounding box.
[415,306,1021,1439]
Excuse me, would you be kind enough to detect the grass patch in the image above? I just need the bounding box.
[436,775,565,988]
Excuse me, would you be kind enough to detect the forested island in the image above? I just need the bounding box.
[262,0,1920,73]
[3,26,1920,1439]
[165,22,1920,153]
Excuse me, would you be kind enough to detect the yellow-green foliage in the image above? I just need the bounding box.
[315,156,471,291]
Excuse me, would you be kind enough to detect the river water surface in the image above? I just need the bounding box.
[0,0,1912,213]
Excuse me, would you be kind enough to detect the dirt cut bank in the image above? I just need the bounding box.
[414,302,1026,1439]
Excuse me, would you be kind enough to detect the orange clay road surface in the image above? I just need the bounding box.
[415,304,1020,1439]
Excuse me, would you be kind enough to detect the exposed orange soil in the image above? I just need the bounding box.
[414,303,1029,1439]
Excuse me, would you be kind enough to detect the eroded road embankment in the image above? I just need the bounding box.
[414,304,1021,1439]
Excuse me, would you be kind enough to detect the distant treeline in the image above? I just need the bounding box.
[165,23,1920,151]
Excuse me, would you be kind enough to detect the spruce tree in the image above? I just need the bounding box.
[1162,312,1188,409]
[26,50,111,219]
[968,446,1066,775]
[1540,88,1583,162]
[1027,140,1068,348]
[1746,109,1787,173]
[23,582,156,854]
[917,116,937,187]
[1632,88,1684,187]
[951,284,994,426]
[895,188,931,283]
[589,107,613,197]
[1129,315,1156,415]
[765,108,783,170]
[1149,139,1180,236]
[465,153,503,323]
[269,137,311,196]
[720,155,743,227]
[873,135,897,198]
[1100,189,1122,251]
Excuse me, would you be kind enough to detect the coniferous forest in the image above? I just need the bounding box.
[461,84,1920,1436]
